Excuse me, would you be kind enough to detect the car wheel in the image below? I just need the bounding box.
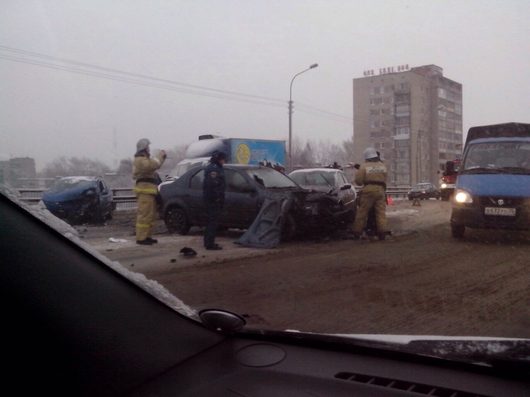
[165,207,191,235]
[451,224,465,239]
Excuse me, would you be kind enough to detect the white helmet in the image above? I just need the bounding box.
[136,138,151,151]
[363,147,378,160]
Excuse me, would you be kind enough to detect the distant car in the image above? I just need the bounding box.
[288,168,356,223]
[42,176,114,224]
[408,182,441,200]
[159,164,352,237]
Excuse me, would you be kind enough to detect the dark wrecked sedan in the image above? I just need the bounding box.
[289,168,357,225]
[42,176,114,224]
[159,164,343,238]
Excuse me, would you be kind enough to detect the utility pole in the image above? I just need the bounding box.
[288,99,293,170]
[288,63,318,170]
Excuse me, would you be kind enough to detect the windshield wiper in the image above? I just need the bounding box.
[239,329,530,375]
[499,166,530,175]
[460,167,505,174]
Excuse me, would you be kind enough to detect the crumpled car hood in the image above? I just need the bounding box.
[42,185,95,203]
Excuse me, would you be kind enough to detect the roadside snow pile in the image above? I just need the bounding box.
[2,189,196,319]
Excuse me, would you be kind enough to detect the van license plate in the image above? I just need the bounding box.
[484,207,516,216]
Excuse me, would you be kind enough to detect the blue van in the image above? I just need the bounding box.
[450,122,530,238]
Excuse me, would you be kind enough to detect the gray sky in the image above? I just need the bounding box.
[1,0,529,169]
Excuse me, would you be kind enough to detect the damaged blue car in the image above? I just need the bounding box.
[42,176,114,224]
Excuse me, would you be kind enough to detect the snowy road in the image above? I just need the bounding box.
[82,201,530,338]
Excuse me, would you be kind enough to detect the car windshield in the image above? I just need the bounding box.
[1,0,529,366]
[290,171,335,187]
[246,167,297,188]
[463,142,530,172]
[48,178,95,193]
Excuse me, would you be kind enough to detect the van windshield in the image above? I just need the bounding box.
[463,142,530,172]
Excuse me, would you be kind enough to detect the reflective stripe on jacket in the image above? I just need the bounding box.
[355,160,387,193]
[134,182,158,195]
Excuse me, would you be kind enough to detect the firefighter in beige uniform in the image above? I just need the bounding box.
[352,147,389,240]
[133,138,166,245]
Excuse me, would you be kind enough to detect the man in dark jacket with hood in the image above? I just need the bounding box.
[203,151,227,250]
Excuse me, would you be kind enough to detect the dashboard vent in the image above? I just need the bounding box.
[334,372,489,397]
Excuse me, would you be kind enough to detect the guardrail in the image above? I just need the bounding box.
[17,188,137,210]
[384,187,411,199]
[18,186,412,207]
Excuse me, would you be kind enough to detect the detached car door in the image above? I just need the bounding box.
[222,169,260,228]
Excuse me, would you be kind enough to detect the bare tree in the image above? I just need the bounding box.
[292,138,356,169]
[41,157,111,178]
[291,138,315,168]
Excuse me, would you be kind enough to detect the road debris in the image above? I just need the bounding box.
[109,237,128,243]
[180,247,198,257]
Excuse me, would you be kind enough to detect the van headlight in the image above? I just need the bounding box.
[454,190,473,204]
[441,183,447,189]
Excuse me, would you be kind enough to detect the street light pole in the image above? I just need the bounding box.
[288,63,318,170]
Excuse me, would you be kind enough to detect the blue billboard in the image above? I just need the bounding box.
[229,139,286,166]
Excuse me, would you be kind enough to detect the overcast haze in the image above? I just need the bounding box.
[1,0,529,169]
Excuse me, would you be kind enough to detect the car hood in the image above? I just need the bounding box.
[457,174,530,197]
[42,185,94,202]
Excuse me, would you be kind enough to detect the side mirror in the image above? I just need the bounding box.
[340,184,352,191]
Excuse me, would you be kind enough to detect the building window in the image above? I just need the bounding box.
[395,104,410,116]
[395,116,409,125]
[394,126,410,136]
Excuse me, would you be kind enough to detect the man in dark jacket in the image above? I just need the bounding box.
[203,151,227,250]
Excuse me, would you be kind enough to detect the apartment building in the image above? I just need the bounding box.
[353,64,463,186]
